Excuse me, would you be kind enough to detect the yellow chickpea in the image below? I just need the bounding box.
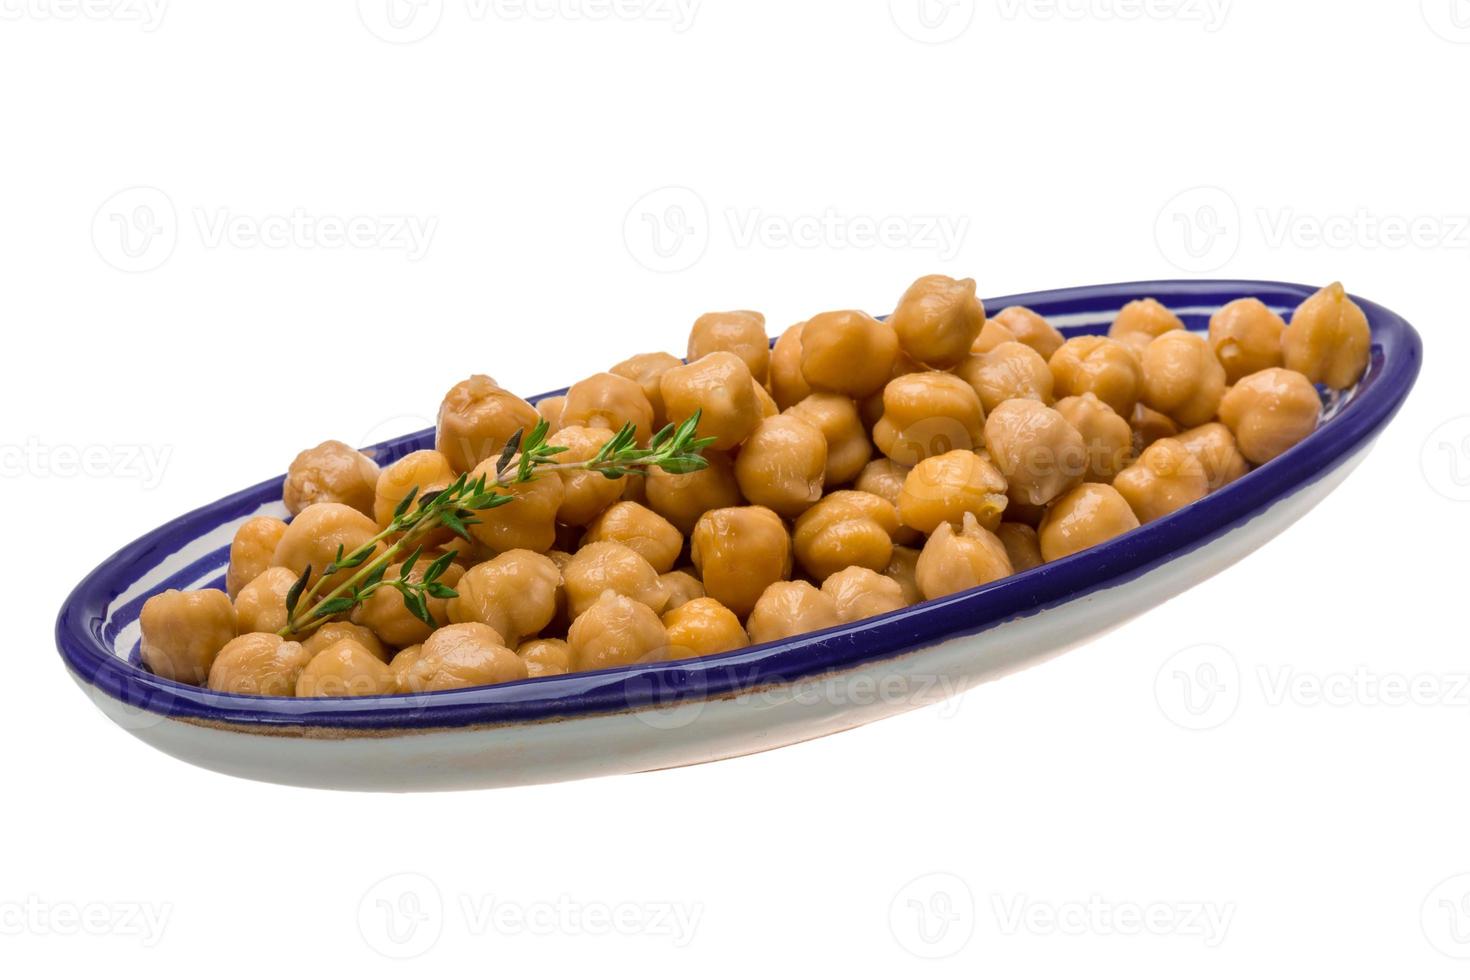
[956,341,1055,415]
[404,623,527,692]
[786,393,873,485]
[996,521,1044,572]
[1108,297,1184,348]
[535,394,566,435]
[983,400,1087,507]
[208,633,314,696]
[793,491,900,582]
[1048,336,1144,418]
[1139,330,1227,428]
[610,351,683,430]
[139,588,237,685]
[560,372,656,445]
[550,426,627,526]
[821,566,908,623]
[233,566,299,636]
[747,581,842,645]
[660,352,762,452]
[581,501,684,574]
[1217,367,1322,464]
[1283,282,1371,390]
[561,541,672,620]
[1038,483,1141,562]
[352,560,466,648]
[1130,402,1180,457]
[888,274,986,369]
[296,639,397,697]
[1175,422,1250,491]
[448,549,563,645]
[518,638,572,678]
[301,621,388,663]
[568,591,669,671]
[854,458,921,545]
[374,450,457,528]
[226,516,288,600]
[283,440,380,518]
[885,545,923,605]
[664,597,750,657]
[734,415,828,518]
[387,644,428,691]
[1113,438,1210,522]
[751,379,779,420]
[799,310,900,398]
[992,306,1064,360]
[644,448,744,535]
[272,502,382,595]
[897,449,1009,535]
[690,506,793,618]
[689,310,771,384]
[872,371,987,465]
[436,375,541,474]
[466,462,564,554]
[1208,297,1285,383]
[769,322,814,410]
[659,569,706,611]
[1053,393,1132,485]
[971,319,1017,355]
[915,513,1015,600]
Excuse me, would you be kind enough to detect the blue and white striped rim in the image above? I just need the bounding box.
[55,279,1422,732]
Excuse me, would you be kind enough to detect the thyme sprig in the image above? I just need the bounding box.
[278,411,713,637]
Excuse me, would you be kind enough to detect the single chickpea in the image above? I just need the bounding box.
[272,502,382,594]
[581,501,684,574]
[466,462,564,554]
[402,623,527,693]
[793,491,900,582]
[752,380,779,420]
[610,351,683,430]
[388,644,428,691]
[302,621,388,663]
[897,449,1009,535]
[1038,483,1140,562]
[535,394,567,435]
[1130,402,1179,457]
[659,569,705,611]
[1217,367,1322,464]
[1176,422,1250,490]
[799,310,900,398]
[139,588,237,685]
[885,546,923,605]
[1208,297,1285,383]
[1113,438,1209,522]
[854,458,921,545]
[448,549,563,645]
[1048,336,1144,418]
[1138,331,1227,428]
[226,516,288,599]
[689,310,771,384]
[660,352,762,451]
[518,638,572,678]
[560,541,671,620]
[971,319,1017,355]
[1108,297,1184,349]
[996,522,1044,572]
[734,415,828,518]
[888,274,986,369]
[1283,282,1371,389]
[983,399,1087,507]
[1053,393,1132,485]
[663,597,749,657]
[690,506,793,618]
[207,633,313,696]
[956,341,1055,416]
[786,393,873,485]
[992,306,1064,360]
[568,591,669,672]
[551,426,627,526]
[644,449,743,535]
[872,371,987,467]
[234,567,301,636]
[296,639,397,697]
[860,351,927,429]
[351,560,466,648]
[747,581,842,645]
[374,450,457,528]
[915,513,1014,601]
[283,440,380,518]
[769,322,814,410]
[560,372,656,445]
[821,566,908,624]
[436,375,541,474]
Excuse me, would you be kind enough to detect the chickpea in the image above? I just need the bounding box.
[793,491,899,582]
[226,516,288,599]
[992,306,1064,360]
[581,501,684,574]
[664,597,749,657]
[352,560,466,648]
[1113,438,1209,522]
[734,415,828,518]
[821,566,907,623]
[535,394,566,434]
[1003,496,1048,529]
[466,461,564,554]
[897,449,1009,535]
[621,471,649,506]
[403,623,527,693]
[610,351,682,430]
[518,638,572,678]
[799,310,899,398]
[234,567,300,636]
[1283,282,1371,390]
[561,541,671,620]
[888,274,986,369]
[690,506,793,618]
[208,633,313,696]
[956,341,1055,415]
[1138,331,1227,428]
[885,546,923,605]
[872,372,987,466]
[302,621,388,663]
[1208,297,1285,383]
[1048,336,1144,418]
[139,588,237,685]
[1037,483,1141,562]
[1054,393,1132,484]
[787,394,873,485]
[660,352,762,452]
[769,322,814,410]
[983,399,1087,507]
[272,502,382,594]
[971,319,1017,355]
[915,513,1014,601]
[560,372,656,444]
[1130,402,1179,457]
[296,639,397,697]
[752,379,779,420]
[860,351,926,429]
[1176,422,1250,491]
[568,591,669,671]
[854,458,921,545]
[374,450,456,528]
[448,549,563,645]
[1217,367,1321,464]
[689,310,771,383]
[644,448,743,535]
[746,581,842,645]
[1108,297,1184,348]
[551,426,627,526]
[436,375,541,474]
[996,522,1044,572]
[659,570,705,611]
[283,440,380,518]
[388,644,427,691]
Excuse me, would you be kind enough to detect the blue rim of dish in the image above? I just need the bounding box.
[55,279,1423,731]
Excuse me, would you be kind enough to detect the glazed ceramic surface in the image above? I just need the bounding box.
[57,280,1422,791]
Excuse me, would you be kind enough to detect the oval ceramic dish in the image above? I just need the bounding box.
[57,279,1422,791]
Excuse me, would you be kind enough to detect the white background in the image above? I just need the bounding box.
[2,1,1467,975]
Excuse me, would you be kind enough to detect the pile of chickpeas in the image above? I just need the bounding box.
[137,278,1371,698]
